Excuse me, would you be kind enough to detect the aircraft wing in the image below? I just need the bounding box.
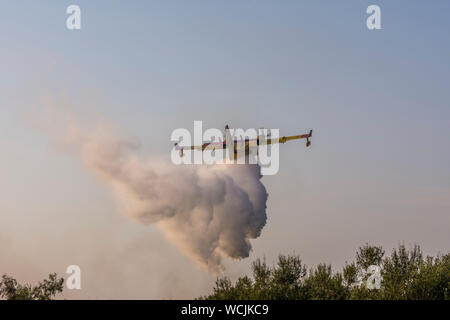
[261,130,312,147]
[279,129,312,146]
[174,140,224,157]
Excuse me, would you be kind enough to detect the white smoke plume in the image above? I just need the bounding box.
[73,126,268,274]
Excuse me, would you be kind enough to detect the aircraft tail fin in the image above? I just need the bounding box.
[225,124,234,160]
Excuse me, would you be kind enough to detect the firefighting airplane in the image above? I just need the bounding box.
[174,125,312,160]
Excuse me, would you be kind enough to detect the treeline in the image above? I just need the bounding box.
[202,244,449,300]
[0,273,64,300]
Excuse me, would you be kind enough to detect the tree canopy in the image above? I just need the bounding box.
[202,244,449,300]
[0,273,64,300]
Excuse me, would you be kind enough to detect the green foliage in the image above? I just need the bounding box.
[406,254,450,300]
[356,244,384,270]
[0,273,64,300]
[381,244,423,299]
[202,244,449,300]
[303,264,348,300]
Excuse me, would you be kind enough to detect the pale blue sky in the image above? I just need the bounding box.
[0,1,449,298]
